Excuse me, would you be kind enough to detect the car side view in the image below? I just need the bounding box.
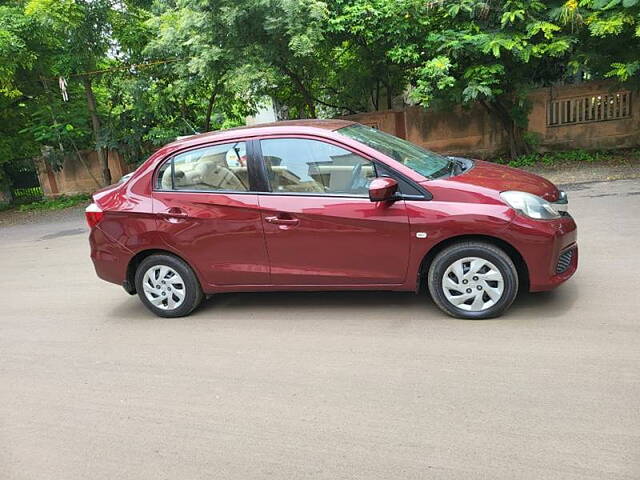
[87,120,577,319]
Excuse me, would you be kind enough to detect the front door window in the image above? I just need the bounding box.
[260,138,376,196]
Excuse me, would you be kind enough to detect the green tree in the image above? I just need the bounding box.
[144,1,254,132]
[560,0,640,84]
[342,0,574,157]
[24,0,140,185]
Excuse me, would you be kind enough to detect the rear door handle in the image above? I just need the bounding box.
[265,215,299,226]
[159,208,189,219]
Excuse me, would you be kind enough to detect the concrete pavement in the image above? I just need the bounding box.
[1,179,639,479]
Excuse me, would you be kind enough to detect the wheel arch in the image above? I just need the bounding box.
[124,249,199,295]
[417,234,530,293]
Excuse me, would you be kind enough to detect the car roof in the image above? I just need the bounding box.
[167,119,357,149]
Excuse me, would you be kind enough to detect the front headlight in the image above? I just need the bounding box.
[500,190,561,220]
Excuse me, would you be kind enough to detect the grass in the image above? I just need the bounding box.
[17,194,91,212]
[493,147,640,169]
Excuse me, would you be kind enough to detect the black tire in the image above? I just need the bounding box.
[134,254,204,318]
[427,241,519,319]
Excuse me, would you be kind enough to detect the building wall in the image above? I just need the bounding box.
[342,80,639,158]
[404,104,507,157]
[339,110,406,139]
[37,150,130,197]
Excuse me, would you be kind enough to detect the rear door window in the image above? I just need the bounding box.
[157,142,249,192]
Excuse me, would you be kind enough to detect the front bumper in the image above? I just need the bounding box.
[504,213,578,292]
[533,243,578,291]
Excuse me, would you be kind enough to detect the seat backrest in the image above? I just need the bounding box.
[200,160,246,191]
[161,151,247,191]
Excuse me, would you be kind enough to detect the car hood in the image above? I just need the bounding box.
[441,160,560,202]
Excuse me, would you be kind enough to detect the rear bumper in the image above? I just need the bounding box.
[89,226,132,287]
[505,214,578,292]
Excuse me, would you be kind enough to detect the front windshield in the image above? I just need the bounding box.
[338,124,452,179]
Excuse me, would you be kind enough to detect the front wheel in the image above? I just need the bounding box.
[427,242,519,319]
[135,254,204,318]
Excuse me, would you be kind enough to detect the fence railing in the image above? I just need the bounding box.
[11,186,43,204]
[548,91,632,126]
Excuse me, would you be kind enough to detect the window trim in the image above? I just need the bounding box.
[152,139,261,195]
[253,134,432,200]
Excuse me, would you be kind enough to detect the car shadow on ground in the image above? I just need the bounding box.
[109,284,578,323]
[508,284,578,319]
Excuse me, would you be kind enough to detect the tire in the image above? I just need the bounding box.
[427,242,519,319]
[134,254,204,318]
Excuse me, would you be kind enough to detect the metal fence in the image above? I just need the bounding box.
[11,186,43,204]
[6,160,43,204]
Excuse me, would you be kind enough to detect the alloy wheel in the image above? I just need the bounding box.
[441,257,505,312]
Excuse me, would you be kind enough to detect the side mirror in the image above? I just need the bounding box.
[368,177,398,202]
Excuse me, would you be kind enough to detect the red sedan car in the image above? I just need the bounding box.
[87,120,577,319]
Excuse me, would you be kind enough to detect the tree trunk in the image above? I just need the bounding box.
[82,77,111,186]
[303,92,316,118]
[40,76,101,188]
[204,90,217,132]
[276,62,316,118]
[204,77,227,132]
[481,99,531,159]
[372,80,380,110]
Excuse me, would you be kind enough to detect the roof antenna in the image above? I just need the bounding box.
[182,118,198,135]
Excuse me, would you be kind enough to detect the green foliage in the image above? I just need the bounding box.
[18,193,90,211]
[494,148,629,168]
[1,0,640,179]
[523,131,542,149]
[0,5,38,98]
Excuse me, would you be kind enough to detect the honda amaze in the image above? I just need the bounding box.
[87,120,577,319]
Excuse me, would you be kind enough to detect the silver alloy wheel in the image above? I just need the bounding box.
[441,257,505,312]
[141,265,186,311]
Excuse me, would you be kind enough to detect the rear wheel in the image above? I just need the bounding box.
[427,242,519,319]
[135,254,203,318]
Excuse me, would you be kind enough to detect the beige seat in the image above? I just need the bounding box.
[161,154,247,191]
[161,163,200,189]
[161,165,191,189]
[198,156,246,191]
[264,157,324,193]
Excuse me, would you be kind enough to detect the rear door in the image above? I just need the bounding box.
[255,136,411,286]
[152,140,270,288]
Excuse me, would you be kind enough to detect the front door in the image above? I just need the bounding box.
[152,141,270,288]
[256,137,410,286]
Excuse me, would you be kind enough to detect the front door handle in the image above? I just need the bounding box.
[265,215,299,226]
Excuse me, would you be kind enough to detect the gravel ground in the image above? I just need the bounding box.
[0,203,88,228]
[522,157,640,186]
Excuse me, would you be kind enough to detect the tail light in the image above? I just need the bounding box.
[85,202,104,228]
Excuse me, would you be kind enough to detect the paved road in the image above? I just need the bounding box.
[1,179,639,480]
